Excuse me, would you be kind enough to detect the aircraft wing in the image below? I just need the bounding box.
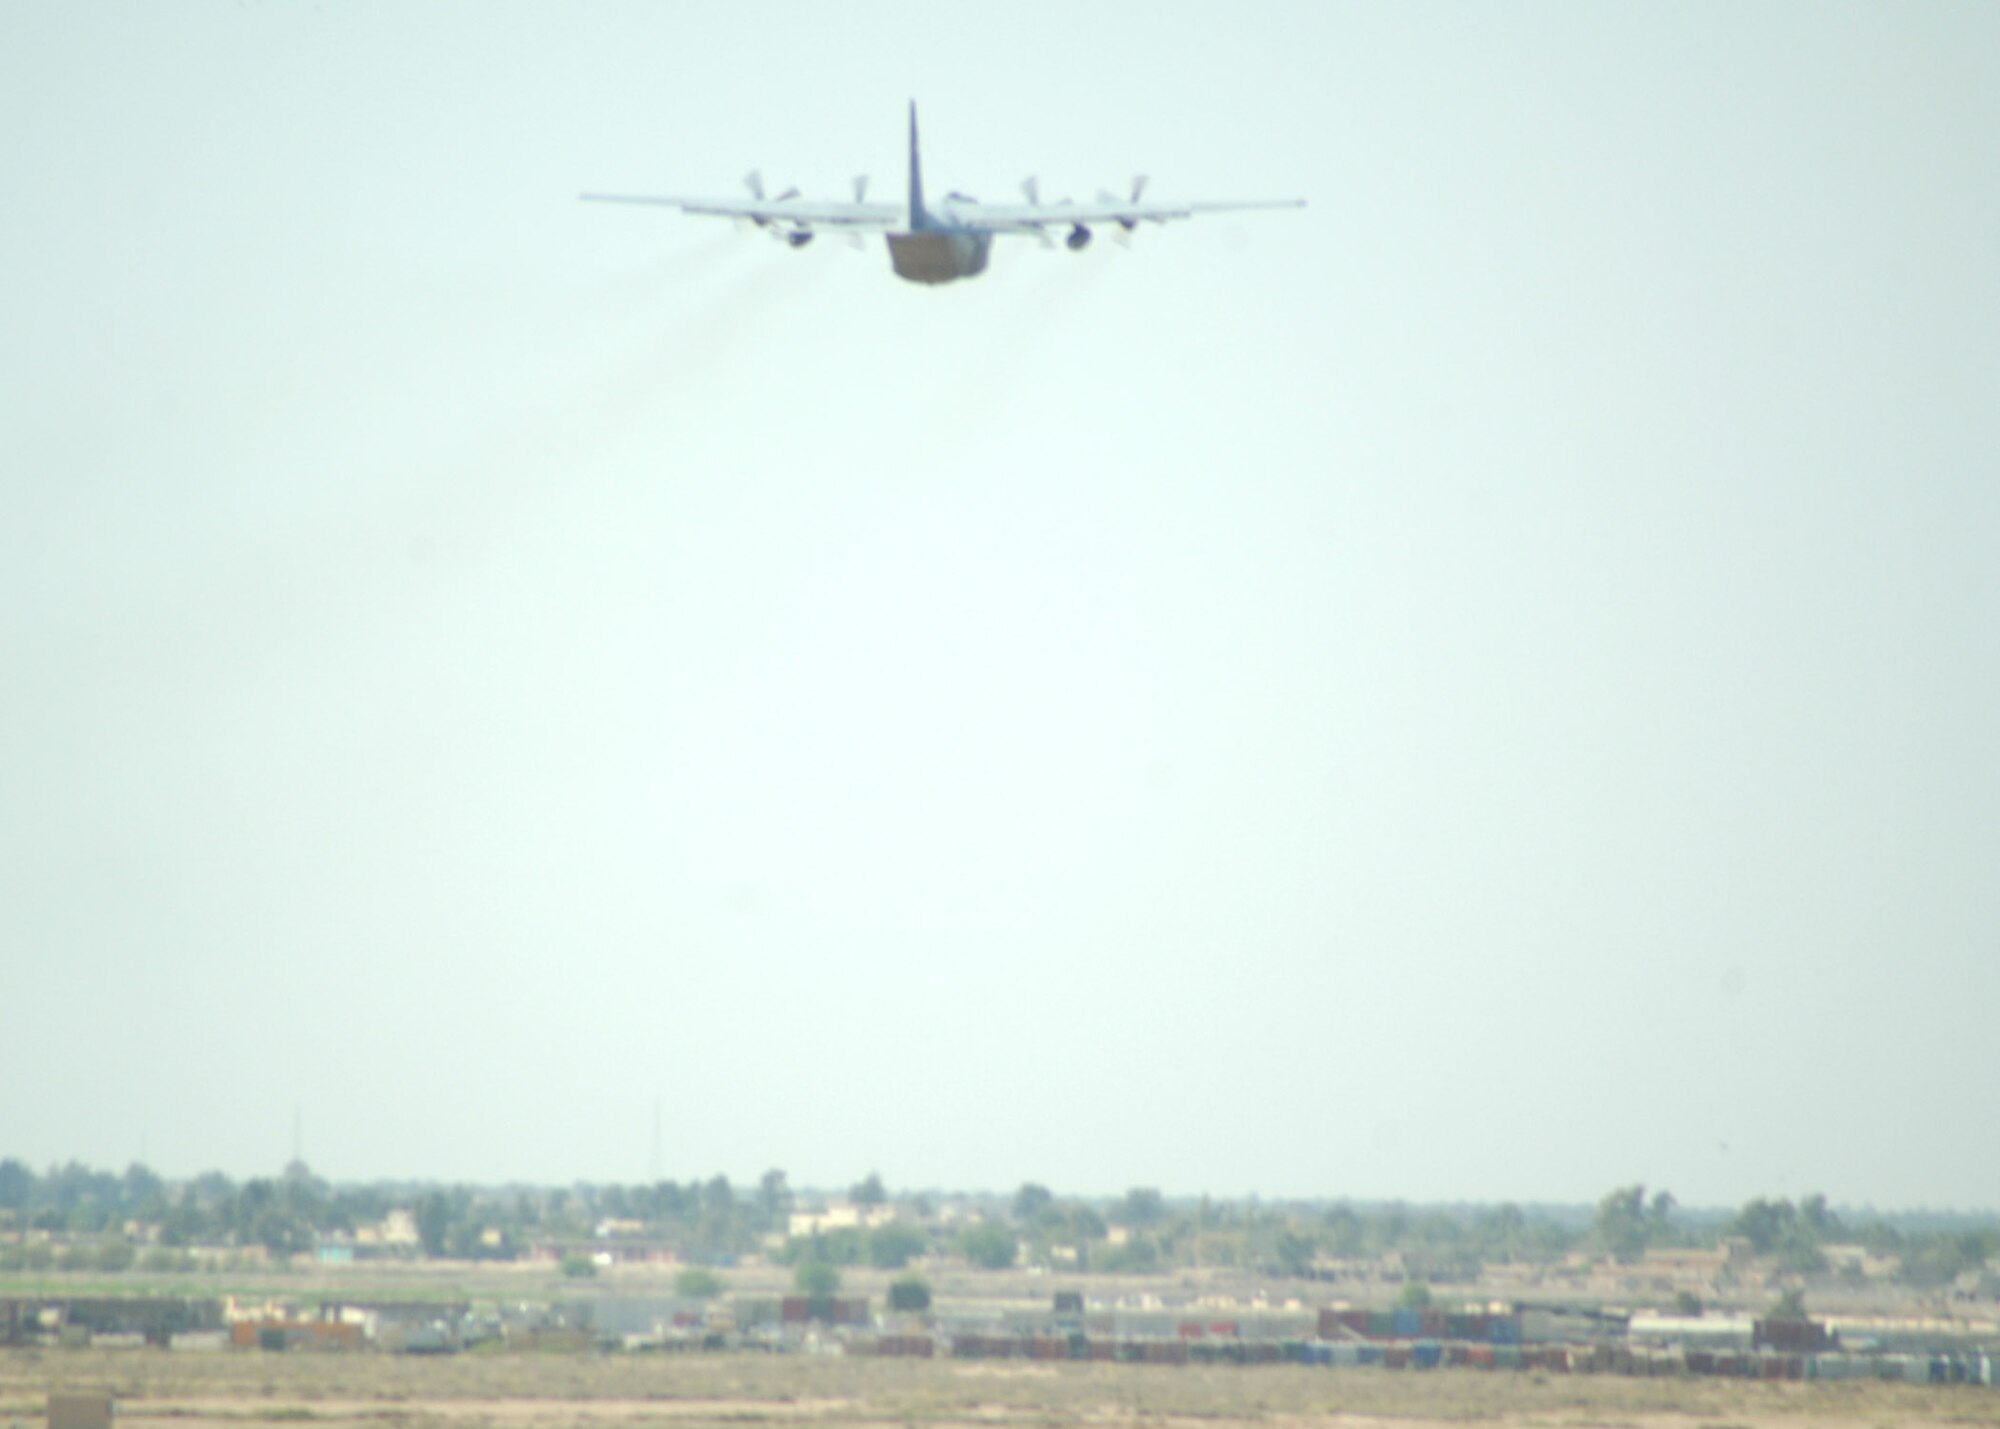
[580,192,904,229]
[946,196,1305,233]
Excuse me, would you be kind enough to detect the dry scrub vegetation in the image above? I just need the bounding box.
[3,1350,1997,1429]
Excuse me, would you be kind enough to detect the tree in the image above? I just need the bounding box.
[561,1253,597,1279]
[867,1222,926,1270]
[1898,1229,1997,1288]
[888,1275,932,1313]
[1111,1187,1165,1228]
[958,1222,1017,1270]
[1729,1197,1797,1255]
[415,1192,452,1258]
[794,1259,842,1296]
[1062,1204,1108,1242]
[675,1267,723,1299]
[190,1170,235,1204]
[1800,1193,1838,1236]
[1321,1204,1365,1257]
[1593,1184,1649,1263]
[702,1174,735,1216]
[122,1163,166,1208]
[1012,1183,1054,1224]
[1648,1189,1677,1228]
[1267,1227,1315,1278]
[1397,1280,1432,1310]
[757,1169,793,1226]
[0,1159,32,1211]
[850,1172,886,1206]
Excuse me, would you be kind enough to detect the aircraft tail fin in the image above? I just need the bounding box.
[907,100,928,230]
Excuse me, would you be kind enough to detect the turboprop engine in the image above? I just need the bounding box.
[1066,224,1092,251]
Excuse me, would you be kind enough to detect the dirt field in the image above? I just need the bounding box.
[4,1349,1998,1429]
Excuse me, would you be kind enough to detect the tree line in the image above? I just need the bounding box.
[1,1159,1994,1291]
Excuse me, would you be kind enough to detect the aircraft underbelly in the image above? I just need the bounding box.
[887,231,991,284]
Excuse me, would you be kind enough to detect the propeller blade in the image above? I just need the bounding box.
[853,175,870,203]
[743,170,764,200]
[1021,176,1041,205]
[773,185,800,202]
[1130,174,1150,203]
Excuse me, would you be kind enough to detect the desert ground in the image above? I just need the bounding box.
[5,1348,1998,1429]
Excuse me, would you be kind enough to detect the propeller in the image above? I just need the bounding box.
[1023,177,1078,248]
[1101,175,1150,246]
[853,175,870,203]
[742,170,808,240]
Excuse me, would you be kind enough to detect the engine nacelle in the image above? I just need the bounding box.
[1066,224,1092,251]
[785,229,814,248]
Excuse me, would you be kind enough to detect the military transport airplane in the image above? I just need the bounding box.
[581,103,1305,286]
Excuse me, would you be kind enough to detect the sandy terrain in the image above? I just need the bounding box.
[4,1349,1999,1429]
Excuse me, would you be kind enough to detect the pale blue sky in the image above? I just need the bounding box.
[3,3,1997,1209]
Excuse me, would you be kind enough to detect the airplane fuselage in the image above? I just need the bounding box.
[885,228,992,285]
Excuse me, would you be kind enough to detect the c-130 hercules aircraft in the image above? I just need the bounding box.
[581,103,1305,286]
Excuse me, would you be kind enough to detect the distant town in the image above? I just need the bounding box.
[4,1159,1998,1386]
[3,1159,1995,1292]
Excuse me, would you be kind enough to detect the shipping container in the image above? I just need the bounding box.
[1754,1318,1831,1353]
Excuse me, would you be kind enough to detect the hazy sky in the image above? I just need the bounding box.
[4,3,1997,1210]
